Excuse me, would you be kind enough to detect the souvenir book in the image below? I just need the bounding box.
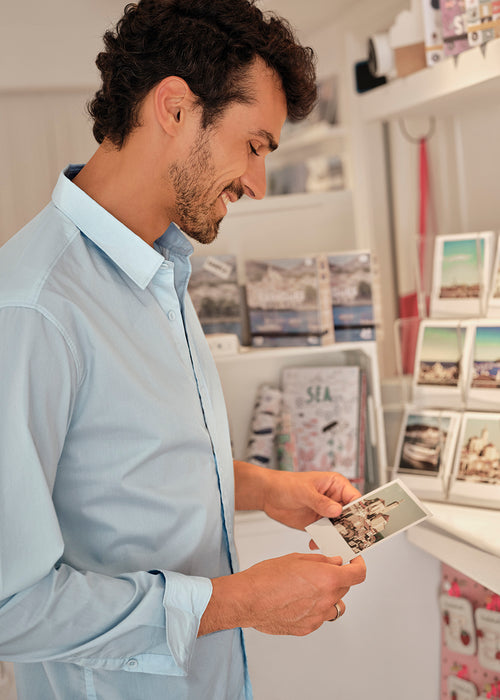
[245,384,283,468]
[441,0,470,55]
[430,232,496,319]
[412,320,470,409]
[465,320,500,410]
[393,406,461,500]
[281,365,366,485]
[189,254,244,341]
[306,479,431,562]
[448,411,500,509]
[464,0,500,46]
[327,250,376,343]
[421,0,445,66]
[245,255,334,348]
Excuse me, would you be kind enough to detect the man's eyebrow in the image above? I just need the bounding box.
[251,129,279,152]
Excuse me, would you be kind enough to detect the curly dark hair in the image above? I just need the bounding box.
[88,0,317,147]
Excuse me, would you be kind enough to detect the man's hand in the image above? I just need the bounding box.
[234,461,361,531]
[199,552,366,637]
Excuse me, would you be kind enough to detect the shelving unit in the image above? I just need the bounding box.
[347,37,500,584]
[215,341,387,487]
[358,37,500,120]
[408,503,500,594]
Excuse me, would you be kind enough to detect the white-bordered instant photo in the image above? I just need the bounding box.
[466,320,500,411]
[448,412,500,509]
[305,479,431,562]
[486,232,500,317]
[393,406,461,501]
[412,320,471,410]
[430,232,495,319]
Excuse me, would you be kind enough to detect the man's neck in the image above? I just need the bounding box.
[72,140,174,247]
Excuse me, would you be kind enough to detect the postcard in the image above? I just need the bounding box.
[430,232,495,319]
[305,479,431,562]
[393,407,461,501]
[487,233,500,317]
[448,412,500,509]
[412,320,471,410]
[466,321,500,410]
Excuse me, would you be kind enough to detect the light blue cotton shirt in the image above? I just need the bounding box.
[0,165,251,699]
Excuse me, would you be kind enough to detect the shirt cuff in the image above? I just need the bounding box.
[162,571,213,675]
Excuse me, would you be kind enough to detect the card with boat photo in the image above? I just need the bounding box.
[412,320,471,409]
[465,320,500,411]
[393,406,461,500]
[448,411,500,509]
[430,232,495,319]
[305,479,431,562]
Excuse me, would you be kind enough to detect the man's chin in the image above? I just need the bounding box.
[184,218,223,245]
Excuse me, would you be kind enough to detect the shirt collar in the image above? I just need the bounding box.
[52,165,193,290]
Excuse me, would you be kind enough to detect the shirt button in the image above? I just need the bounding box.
[126,658,138,669]
[168,310,176,321]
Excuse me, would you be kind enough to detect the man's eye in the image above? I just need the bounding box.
[249,144,259,156]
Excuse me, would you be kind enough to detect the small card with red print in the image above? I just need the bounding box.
[447,675,479,700]
[440,594,477,655]
[475,608,500,672]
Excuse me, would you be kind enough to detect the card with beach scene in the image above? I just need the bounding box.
[430,232,495,319]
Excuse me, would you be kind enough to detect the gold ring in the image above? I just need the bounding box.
[328,602,342,622]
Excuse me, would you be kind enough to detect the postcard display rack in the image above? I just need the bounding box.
[392,231,500,510]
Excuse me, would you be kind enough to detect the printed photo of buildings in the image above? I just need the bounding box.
[418,325,466,386]
[471,325,500,389]
[457,417,500,484]
[328,481,428,555]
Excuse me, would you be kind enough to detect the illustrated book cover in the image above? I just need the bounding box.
[393,406,461,500]
[327,250,376,343]
[441,0,470,55]
[430,232,496,319]
[448,411,500,509]
[464,0,500,47]
[189,254,244,342]
[280,365,366,486]
[244,255,334,348]
[305,479,431,562]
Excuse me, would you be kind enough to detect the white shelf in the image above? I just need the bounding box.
[358,38,500,121]
[407,501,500,593]
[268,122,348,169]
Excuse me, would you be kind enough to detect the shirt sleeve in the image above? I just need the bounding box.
[0,305,213,676]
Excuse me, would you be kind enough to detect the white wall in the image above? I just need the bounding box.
[0,0,124,91]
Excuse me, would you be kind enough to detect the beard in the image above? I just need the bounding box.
[168,131,243,245]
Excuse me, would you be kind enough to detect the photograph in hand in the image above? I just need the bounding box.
[306,479,431,561]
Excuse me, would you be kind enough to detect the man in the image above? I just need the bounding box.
[0,1,366,698]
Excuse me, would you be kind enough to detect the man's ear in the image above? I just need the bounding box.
[153,76,194,135]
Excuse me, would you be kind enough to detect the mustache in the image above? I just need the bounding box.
[224,182,244,200]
